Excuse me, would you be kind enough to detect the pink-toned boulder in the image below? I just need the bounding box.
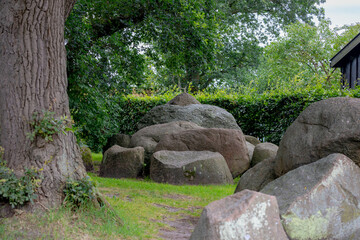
[190,190,288,240]
[262,153,360,240]
[155,128,249,177]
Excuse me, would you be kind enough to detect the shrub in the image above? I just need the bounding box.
[0,154,42,208]
[63,176,97,208]
[80,146,94,172]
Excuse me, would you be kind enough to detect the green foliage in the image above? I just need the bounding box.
[63,176,97,208]
[80,146,94,171]
[65,0,327,150]
[105,83,357,148]
[0,157,42,208]
[27,110,73,142]
[254,21,360,92]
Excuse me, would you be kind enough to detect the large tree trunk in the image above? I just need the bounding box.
[0,0,86,210]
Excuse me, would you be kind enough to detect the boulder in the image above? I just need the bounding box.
[166,92,201,106]
[80,146,94,172]
[261,153,360,240]
[235,157,276,193]
[274,97,360,176]
[137,104,240,130]
[100,145,144,179]
[150,151,233,185]
[245,135,261,146]
[190,190,288,240]
[246,141,255,161]
[155,128,249,178]
[130,121,203,174]
[251,142,278,167]
[102,133,131,153]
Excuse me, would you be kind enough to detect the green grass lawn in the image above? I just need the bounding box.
[0,153,237,239]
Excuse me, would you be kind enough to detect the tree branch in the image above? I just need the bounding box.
[64,0,76,20]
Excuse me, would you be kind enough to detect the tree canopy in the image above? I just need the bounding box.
[64,0,329,150]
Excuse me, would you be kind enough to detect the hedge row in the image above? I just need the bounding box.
[77,87,360,151]
[117,88,359,145]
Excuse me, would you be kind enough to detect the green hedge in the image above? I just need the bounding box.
[75,87,360,151]
[119,89,358,144]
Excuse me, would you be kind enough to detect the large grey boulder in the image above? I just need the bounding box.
[155,128,249,178]
[235,157,277,193]
[130,121,203,174]
[100,145,144,179]
[262,153,360,240]
[166,92,201,106]
[137,104,240,130]
[102,133,131,153]
[275,97,360,176]
[150,151,233,185]
[251,142,278,167]
[190,190,288,240]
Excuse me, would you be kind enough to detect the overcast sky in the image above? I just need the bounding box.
[322,0,360,27]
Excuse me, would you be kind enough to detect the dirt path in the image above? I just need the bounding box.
[158,213,199,240]
[152,194,201,240]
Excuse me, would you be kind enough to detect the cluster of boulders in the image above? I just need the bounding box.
[95,93,360,238]
[98,93,272,185]
[191,97,360,239]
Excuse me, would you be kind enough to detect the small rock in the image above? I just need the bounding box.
[245,135,261,146]
[235,157,277,192]
[251,142,278,166]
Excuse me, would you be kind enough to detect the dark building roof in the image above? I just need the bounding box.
[330,32,360,68]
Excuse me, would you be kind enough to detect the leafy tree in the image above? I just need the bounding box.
[65,0,325,150]
[0,0,86,210]
[66,0,326,91]
[255,21,360,92]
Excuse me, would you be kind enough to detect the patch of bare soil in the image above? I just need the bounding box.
[153,194,202,240]
[158,214,199,240]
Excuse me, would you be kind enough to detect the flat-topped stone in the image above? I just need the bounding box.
[150,150,233,185]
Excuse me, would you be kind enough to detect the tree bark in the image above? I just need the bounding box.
[0,0,86,209]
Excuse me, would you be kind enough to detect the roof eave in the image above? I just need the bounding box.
[330,32,360,68]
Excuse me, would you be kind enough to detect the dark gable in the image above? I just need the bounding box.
[331,33,360,88]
